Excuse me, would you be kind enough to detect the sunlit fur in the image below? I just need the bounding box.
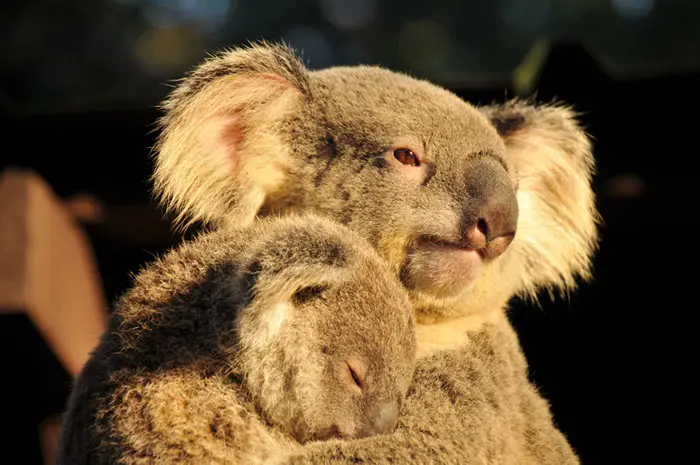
[148,42,598,463]
[480,99,599,301]
[155,43,310,230]
[56,214,415,464]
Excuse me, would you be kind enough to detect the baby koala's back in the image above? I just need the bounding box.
[56,213,416,465]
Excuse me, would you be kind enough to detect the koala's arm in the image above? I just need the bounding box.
[275,319,578,465]
[102,371,295,465]
[59,354,298,465]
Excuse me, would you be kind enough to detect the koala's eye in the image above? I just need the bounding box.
[348,364,363,389]
[393,148,420,167]
[292,285,329,305]
[345,359,367,391]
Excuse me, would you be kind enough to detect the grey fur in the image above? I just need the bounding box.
[145,42,598,463]
[56,214,416,464]
[153,43,597,322]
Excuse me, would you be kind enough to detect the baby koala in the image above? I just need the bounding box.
[56,214,416,464]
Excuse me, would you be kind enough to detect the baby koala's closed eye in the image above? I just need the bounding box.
[236,214,417,443]
[56,213,416,464]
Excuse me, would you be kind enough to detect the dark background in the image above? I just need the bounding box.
[1,1,696,463]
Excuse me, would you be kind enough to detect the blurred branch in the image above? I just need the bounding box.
[512,38,551,96]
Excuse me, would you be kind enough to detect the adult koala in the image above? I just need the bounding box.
[152,42,598,463]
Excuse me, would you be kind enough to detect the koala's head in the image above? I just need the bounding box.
[232,215,415,443]
[156,43,598,319]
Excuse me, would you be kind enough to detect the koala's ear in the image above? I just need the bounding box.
[241,232,351,309]
[246,261,346,310]
[479,99,600,299]
[153,42,311,230]
[235,248,348,344]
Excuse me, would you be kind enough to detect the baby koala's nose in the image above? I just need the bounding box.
[359,399,400,438]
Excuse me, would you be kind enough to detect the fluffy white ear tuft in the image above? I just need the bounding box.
[153,42,310,230]
[480,99,600,301]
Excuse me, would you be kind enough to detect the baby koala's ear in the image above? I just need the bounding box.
[241,228,352,310]
[479,99,600,300]
[236,234,351,345]
[154,42,311,230]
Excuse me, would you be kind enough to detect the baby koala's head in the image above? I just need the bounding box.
[232,214,415,444]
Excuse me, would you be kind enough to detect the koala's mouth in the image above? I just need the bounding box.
[419,233,514,262]
[401,237,485,296]
[304,425,343,443]
[419,236,487,258]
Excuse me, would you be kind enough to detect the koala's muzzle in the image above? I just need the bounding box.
[402,156,518,297]
[312,398,400,442]
[358,398,400,438]
[460,157,518,260]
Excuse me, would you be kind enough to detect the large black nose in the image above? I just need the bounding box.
[358,399,400,438]
[462,157,518,259]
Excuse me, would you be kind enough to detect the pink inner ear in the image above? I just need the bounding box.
[211,74,295,171]
[216,114,246,170]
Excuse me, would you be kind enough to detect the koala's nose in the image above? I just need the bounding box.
[466,201,517,259]
[359,399,400,438]
[462,158,519,259]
